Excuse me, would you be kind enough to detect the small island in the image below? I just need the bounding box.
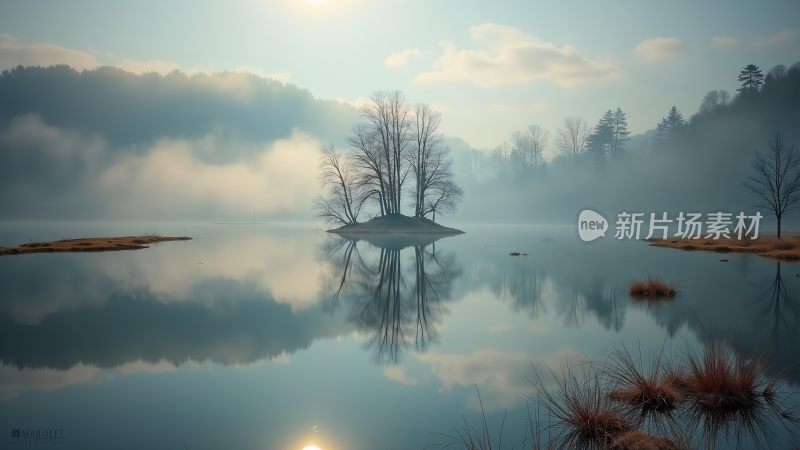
[647,235,800,260]
[0,235,192,256]
[328,214,463,235]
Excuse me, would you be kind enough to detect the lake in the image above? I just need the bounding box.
[0,223,797,449]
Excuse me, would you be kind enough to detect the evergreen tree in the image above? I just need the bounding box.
[654,106,687,146]
[737,64,764,92]
[586,110,614,161]
[609,108,630,156]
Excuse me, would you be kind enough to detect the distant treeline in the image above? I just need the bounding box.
[455,61,800,223]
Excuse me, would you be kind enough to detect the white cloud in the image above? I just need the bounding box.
[711,35,740,48]
[632,37,687,62]
[98,130,322,218]
[0,33,98,71]
[384,366,418,386]
[414,23,620,88]
[118,58,180,75]
[384,48,421,68]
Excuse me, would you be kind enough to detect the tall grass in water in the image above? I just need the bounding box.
[682,341,800,448]
[532,362,635,449]
[436,340,798,449]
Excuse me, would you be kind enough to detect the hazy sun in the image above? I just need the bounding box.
[302,446,322,450]
[303,0,325,4]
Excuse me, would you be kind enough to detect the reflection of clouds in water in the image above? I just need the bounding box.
[0,359,178,399]
[0,356,296,400]
[100,230,327,312]
[383,367,417,386]
[417,348,580,411]
[0,228,327,325]
[0,363,99,400]
[0,279,350,371]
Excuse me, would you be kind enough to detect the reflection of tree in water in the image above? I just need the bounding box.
[477,260,624,331]
[320,236,461,364]
[743,261,800,381]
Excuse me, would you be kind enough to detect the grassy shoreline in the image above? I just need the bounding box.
[0,235,192,256]
[647,235,800,260]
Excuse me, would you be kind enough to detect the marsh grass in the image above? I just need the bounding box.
[628,278,676,301]
[532,363,635,449]
[438,341,799,449]
[604,346,684,415]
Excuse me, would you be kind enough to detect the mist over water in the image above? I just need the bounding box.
[0,223,796,449]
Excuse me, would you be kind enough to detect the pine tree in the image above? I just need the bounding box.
[654,106,686,146]
[586,110,614,161]
[610,108,630,157]
[737,64,764,92]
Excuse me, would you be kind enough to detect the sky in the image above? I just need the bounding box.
[1,0,798,149]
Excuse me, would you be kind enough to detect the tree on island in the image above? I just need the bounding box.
[737,64,765,92]
[315,90,462,225]
[746,132,800,239]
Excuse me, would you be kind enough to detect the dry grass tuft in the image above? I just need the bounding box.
[629,278,676,300]
[605,346,685,414]
[685,342,761,412]
[533,364,634,449]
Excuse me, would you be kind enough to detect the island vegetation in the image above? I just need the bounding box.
[0,235,191,256]
[315,91,464,234]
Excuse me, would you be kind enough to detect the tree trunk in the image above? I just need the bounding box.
[777,215,782,239]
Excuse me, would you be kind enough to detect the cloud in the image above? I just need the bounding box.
[0,114,325,220]
[414,23,620,88]
[632,37,687,62]
[118,58,181,75]
[711,35,740,48]
[0,33,98,71]
[98,130,322,218]
[384,48,421,68]
[0,34,293,85]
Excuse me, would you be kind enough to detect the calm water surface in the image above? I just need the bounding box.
[0,223,797,449]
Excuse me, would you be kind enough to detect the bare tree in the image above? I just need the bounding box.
[510,124,548,175]
[314,145,364,225]
[424,178,463,223]
[320,90,463,223]
[348,124,387,215]
[361,90,412,215]
[699,90,730,113]
[556,117,590,162]
[746,132,800,238]
[490,142,510,178]
[409,103,443,217]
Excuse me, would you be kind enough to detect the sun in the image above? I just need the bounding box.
[302,446,322,450]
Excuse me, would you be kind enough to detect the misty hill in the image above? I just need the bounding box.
[0,65,360,146]
[329,214,464,235]
[453,61,800,226]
